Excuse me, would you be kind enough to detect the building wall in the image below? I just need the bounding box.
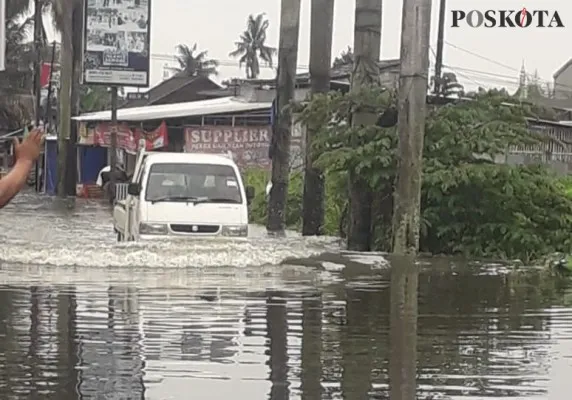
[503,121,572,175]
[554,65,572,99]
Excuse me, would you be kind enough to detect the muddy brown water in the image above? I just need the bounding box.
[0,192,570,399]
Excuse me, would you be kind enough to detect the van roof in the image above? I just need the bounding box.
[145,152,237,167]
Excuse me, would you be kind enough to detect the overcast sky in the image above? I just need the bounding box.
[45,0,571,93]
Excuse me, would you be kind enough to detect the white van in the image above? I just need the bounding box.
[113,152,254,241]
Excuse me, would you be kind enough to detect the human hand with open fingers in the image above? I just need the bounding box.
[13,128,44,164]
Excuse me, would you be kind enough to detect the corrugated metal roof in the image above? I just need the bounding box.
[73,96,272,122]
[120,74,221,108]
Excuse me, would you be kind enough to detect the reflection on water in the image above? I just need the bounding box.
[0,193,571,399]
[0,262,571,399]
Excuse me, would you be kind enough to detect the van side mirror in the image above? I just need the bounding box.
[127,182,140,196]
[245,185,255,204]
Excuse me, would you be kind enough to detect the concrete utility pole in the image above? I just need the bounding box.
[33,0,42,193]
[391,0,433,255]
[109,86,118,200]
[65,0,85,198]
[302,0,334,236]
[267,0,301,234]
[433,0,446,94]
[33,0,42,125]
[56,0,73,198]
[347,0,382,251]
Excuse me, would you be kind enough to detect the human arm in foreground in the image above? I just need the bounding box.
[0,129,44,208]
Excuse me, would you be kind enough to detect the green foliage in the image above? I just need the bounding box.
[422,164,572,261]
[243,168,303,229]
[244,167,345,235]
[290,87,572,262]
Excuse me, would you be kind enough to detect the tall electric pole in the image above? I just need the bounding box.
[33,0,42,125]
[433,0,446,95]
[391,0,433,255]
[65,0,85,198]
[302,0,334,236]
[267,0,301,234]
[56,0,73,198]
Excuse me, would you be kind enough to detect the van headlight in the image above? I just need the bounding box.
[221,224,248,237]
[139,223,168,235]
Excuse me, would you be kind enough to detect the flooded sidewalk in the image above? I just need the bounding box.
[0,192,570,399]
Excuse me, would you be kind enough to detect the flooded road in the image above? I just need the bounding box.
[0,192,571,399]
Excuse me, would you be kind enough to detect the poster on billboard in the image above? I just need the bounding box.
[82,0,150,86]
[184,125,303,169]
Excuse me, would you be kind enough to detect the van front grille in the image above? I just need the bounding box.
[169,224,220,234]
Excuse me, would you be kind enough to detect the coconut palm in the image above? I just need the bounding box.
[229,13,276,79]
[173,43,219,77]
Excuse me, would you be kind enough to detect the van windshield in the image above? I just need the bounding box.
[145,163,242,203]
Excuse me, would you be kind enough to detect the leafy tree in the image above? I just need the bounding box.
[229,13,276,79]
[289,88,572,261]
[333,46,353,68]
[173,43,219,77]
[80,86,124,113]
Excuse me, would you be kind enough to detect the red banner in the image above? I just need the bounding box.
[79,121,168,153]
[184,125,302,169]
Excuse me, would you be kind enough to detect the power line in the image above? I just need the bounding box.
[149,52,309,69]
[444,41,572,92]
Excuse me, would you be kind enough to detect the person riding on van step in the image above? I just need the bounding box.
[0,129,44,208]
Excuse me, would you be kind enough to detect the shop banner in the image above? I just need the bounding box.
[184,125,303,169]
[79,121,168,153]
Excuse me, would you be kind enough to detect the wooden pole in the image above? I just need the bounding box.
[433,0,446,95]
[65,0,84,198]
[109,86,118,201]
[56,2,73,198]
[302,0,334,236]
[33,0,42,192]
[391,0,432,255]
[267,0,301,234]
[33,0,42,125]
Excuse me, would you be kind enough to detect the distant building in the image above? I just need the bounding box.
[553,58,572,99]
[120,73,223,109]
[199,59,401,102]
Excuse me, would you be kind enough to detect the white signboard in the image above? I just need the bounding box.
[82,0,150,87]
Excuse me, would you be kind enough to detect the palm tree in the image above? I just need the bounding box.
[173,43,219,77]
[229,13,276,79]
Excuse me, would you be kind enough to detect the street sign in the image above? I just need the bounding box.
[126,92,150,100]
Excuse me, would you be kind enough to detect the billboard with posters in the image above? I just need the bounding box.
[78,121,167,153]
[184,125,303,169]
[82,0,151,86]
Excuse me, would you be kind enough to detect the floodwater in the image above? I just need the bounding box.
[0,192,571,399]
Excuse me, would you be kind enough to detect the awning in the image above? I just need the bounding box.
[73,96,272,122]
